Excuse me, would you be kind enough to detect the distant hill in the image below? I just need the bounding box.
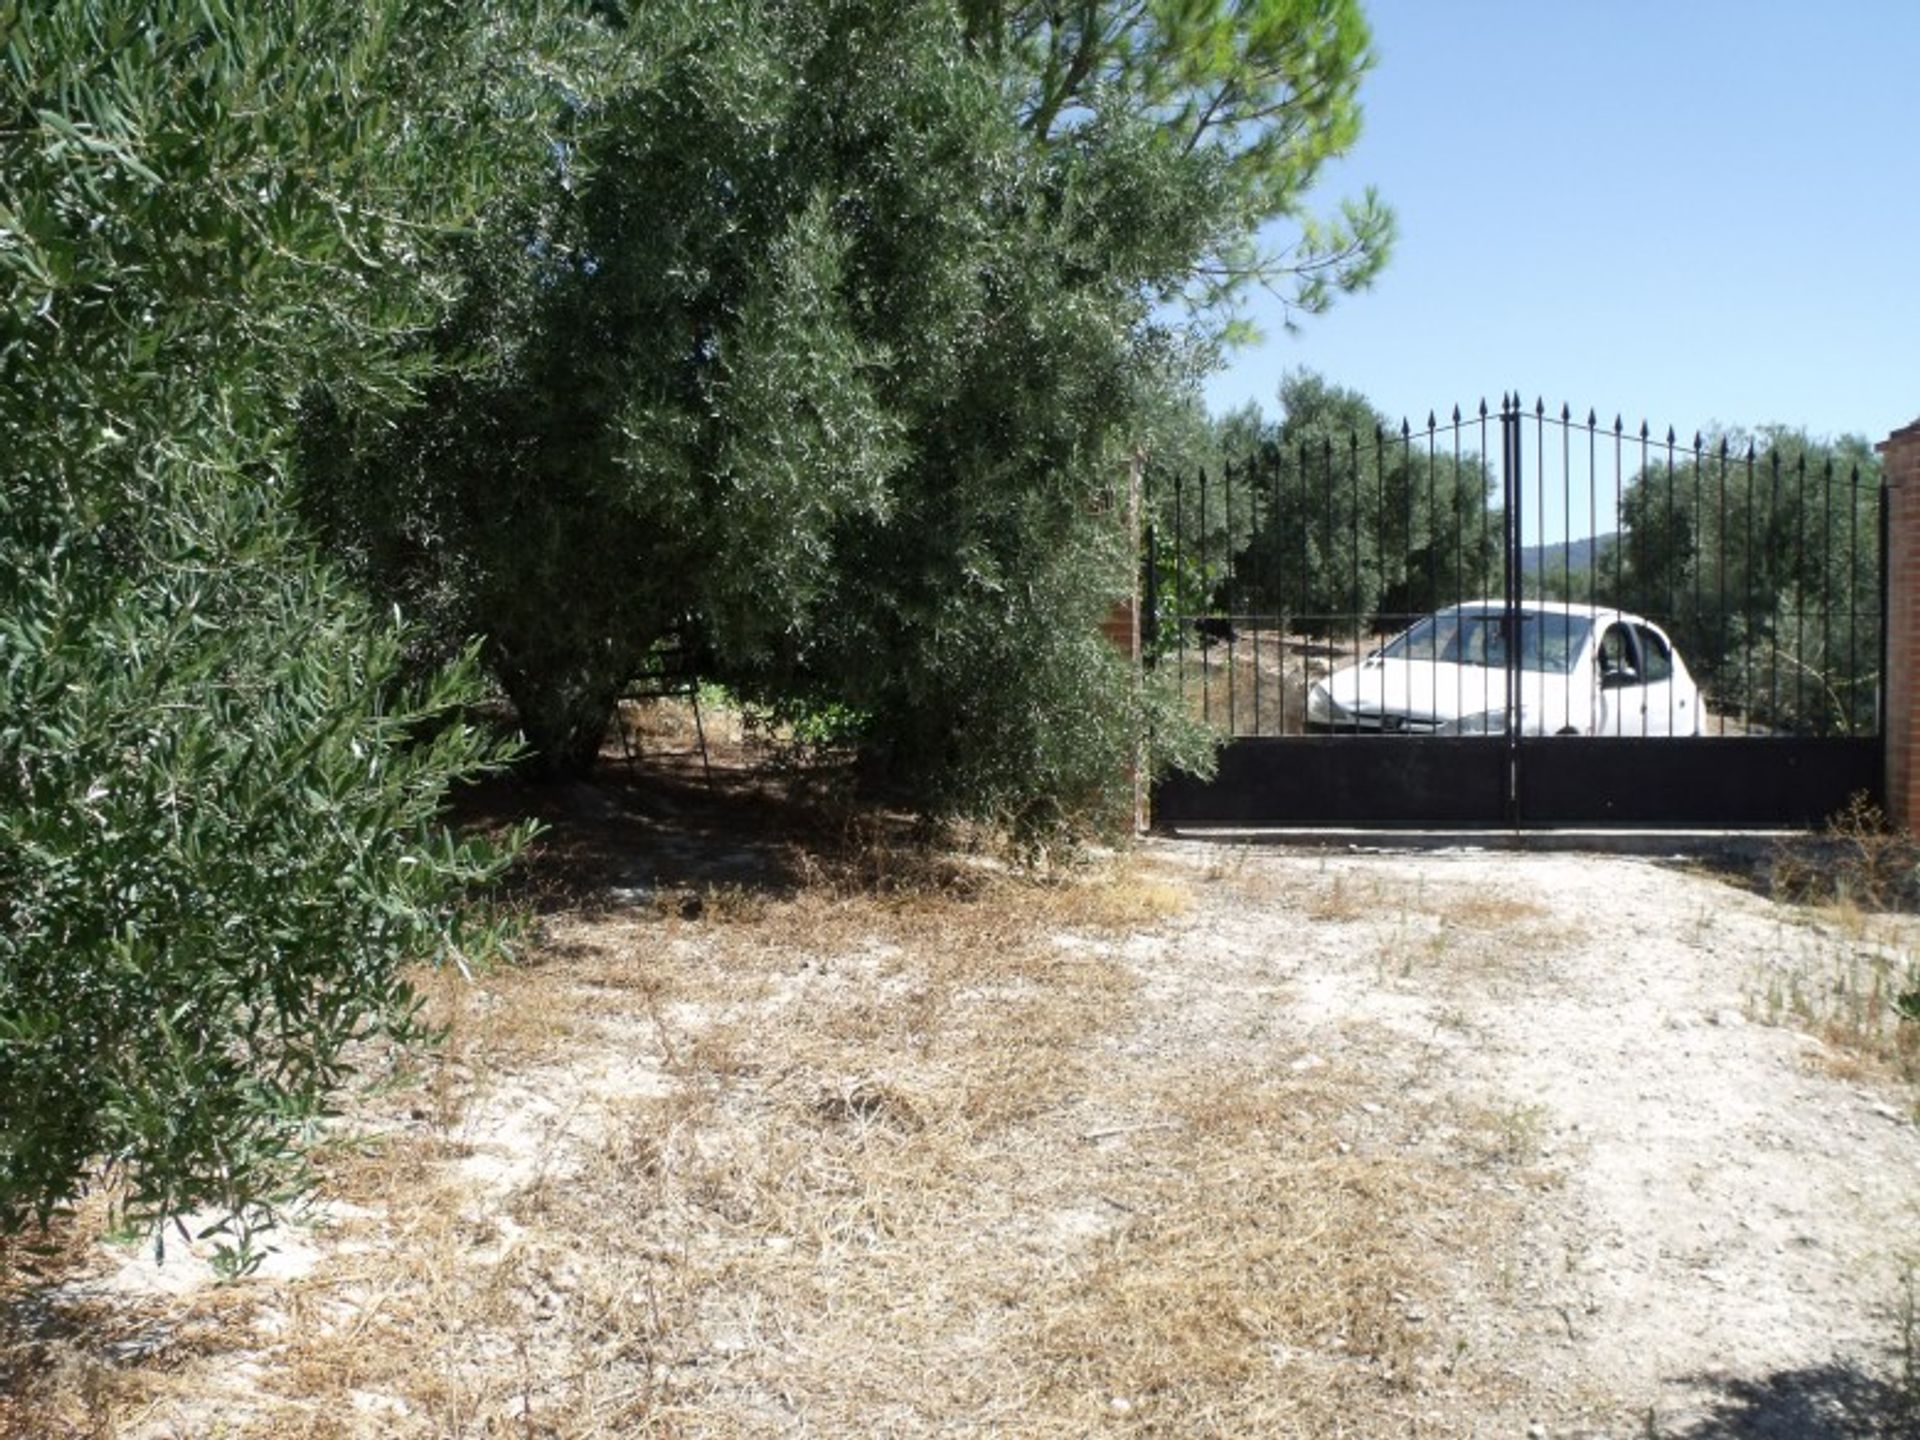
[1520,532,1616,579]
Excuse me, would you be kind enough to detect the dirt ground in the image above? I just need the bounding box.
[6,757,1920,1438]
[1147,841,1920,1437]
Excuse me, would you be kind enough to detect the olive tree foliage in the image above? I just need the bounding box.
[303,1,914,777]
[303,0,1392,829]
[305,0,1296,829]
[1607,429,1881,735]
[0,0,560,1243]
[1158,373,1497,638]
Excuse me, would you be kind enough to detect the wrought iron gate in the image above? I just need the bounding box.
[1149,396,1884,827]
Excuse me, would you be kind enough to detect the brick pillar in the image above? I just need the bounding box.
[1879,418,1920,833]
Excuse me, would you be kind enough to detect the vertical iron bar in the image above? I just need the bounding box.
[1309,436,1321,729]
[1224,458,1237,733]
[1664,427,1678,719]
[1532,400,1545,725]
[1849,462,1860,734]
[1560,404,1572,730]
[1198,466,1209,725]
[1691,433,1703,725]
[1252,455,1263,735]
[1822,456,1835,735]
[1613,418,1625,616]
[1321,436,1335,732]
[1349,432,1361,724]
[1173,470,1185,711]
[1743,443,1758,737]
[1713,439,1725,736]
[1374,425,1388,717]
[1743,445,1758,733]
[1794,454,1807,729]
[1587,411,1597,608]
[1272,445,1285,732]
[1417,417,1430,718]
[1504,395,1523,822]
[1320,435,1331,656]
[1303,436,1315,730]
[1562,404,1573,607]
[1250,455,1262,736]
[1454,408,1467,724]
[1767,451,1780,728]
[1478,400,1491,722]
[1446,411,1459,722]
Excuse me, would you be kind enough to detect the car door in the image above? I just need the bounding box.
[1631,623,1684,736]
[1596,622,1650,735]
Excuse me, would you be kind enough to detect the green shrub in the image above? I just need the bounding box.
[0,0,555,1249]
[0,474,526,1249]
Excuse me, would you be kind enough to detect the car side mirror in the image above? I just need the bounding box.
[1600,667,1639,690]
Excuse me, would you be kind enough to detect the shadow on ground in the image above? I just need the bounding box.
[1666,1359,1920,1438]
[453,738,924,913]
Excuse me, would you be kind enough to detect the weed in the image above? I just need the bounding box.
[1307,870,1376,922]
[1466,1102,1551,1170]
[1896,1266,1920,1437]
[1769,796,1920,914]
[1752,938,1920,1083]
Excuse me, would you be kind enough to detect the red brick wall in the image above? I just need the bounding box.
[1880,419,1920,832]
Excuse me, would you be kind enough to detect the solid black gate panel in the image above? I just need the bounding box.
[1153,735,1882,829]
[1516,737,1882,827]
[1153,737,1509,827]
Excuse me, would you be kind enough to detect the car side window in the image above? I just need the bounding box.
[1598,623,1637,681]
[1633,625,1673,683]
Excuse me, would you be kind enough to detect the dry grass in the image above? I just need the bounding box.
[1767,796,1920,916]
[4,817,1544,1438]
[1282,867,1575,994]
[1735,798,1920,1086]
[1755,939,1920,1088]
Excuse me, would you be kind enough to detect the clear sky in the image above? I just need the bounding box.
[1203,0,1920,447]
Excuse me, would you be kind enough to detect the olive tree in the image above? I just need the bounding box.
[0,0,562,1245]
[1611,429,1880,735]
[303,0,1387,832]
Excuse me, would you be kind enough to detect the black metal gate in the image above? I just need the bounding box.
[1149,396,1883,827]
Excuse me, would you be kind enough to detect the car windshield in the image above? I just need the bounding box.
[1379,610,1592,675]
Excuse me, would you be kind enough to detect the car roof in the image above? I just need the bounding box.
[1439,599,1661,628]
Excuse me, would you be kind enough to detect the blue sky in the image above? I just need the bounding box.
[1203,0,1920,448]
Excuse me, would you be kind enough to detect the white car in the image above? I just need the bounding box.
[1305,601,1702,737]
